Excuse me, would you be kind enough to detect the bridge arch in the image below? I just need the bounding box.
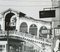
[39,26,48,38]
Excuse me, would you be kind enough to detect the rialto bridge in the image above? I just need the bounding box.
[0,8,53,52]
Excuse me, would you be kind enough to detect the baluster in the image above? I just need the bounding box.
[20,32,22,36]
[24,33,26,37]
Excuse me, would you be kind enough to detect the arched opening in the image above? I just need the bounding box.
[20,22,28,33]
[39,26,47,38]
[5,12,16,30]
[29,24,37,35]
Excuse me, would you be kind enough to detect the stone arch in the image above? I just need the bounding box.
[5,12,16,30]
[39,26,47,38]
[20,22,28,33]
[29,24,37,35]
[2,9,18,31]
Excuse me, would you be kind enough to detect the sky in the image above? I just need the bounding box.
[0,0,53,21]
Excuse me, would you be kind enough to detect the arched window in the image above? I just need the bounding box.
[20,22,28,33]
[39,26,47,38]
[29,24,37,35]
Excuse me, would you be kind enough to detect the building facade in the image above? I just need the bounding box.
[0,8,52,52]
[51,0,60,52]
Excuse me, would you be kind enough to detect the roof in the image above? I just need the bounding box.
[1,8,51,23]
[21,16,51,23]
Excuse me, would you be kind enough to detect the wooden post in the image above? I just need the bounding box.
[7,27,9,52]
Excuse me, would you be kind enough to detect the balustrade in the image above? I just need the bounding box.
[0,31,52,44]
[0,31,7,36]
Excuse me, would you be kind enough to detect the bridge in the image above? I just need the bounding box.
[0,30,53,52]
[0,31,52,46]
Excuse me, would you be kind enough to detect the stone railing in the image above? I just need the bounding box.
[0,31,7,36]
[9,31,52,44]
[0,31,52,45]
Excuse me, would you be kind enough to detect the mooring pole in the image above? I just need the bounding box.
[7,30,9,52]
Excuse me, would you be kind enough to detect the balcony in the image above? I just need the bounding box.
[0,31,52,46]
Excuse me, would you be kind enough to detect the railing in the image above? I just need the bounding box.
[9,31,52,45]
[0,31,7,36]
[0,31,52,45]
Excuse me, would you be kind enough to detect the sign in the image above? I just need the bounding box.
[41,29,50,34]
[39,10,55,18]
